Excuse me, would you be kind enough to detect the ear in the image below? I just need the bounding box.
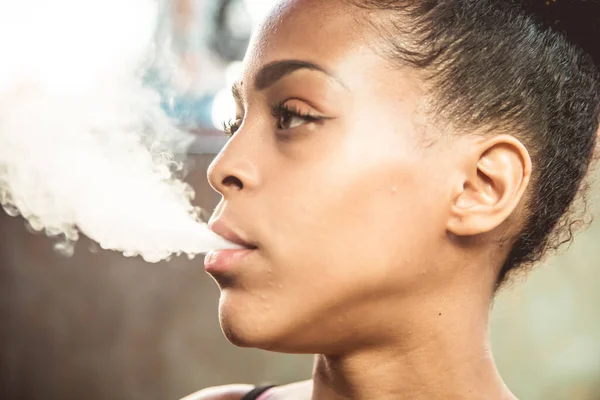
[447,135,532,237]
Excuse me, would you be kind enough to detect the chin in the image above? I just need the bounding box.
[219,313,286,351]
[219,311,332,354]
[217,293,278,349]
[217,294,305,352]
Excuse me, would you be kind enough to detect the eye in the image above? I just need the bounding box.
[271,101,322,131]
[277,108,306,130]
[223,118,242,138]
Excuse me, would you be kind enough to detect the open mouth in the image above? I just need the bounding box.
[208,219,258,250]
[204,220,259,275]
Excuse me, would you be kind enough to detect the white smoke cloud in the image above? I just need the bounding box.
[0,0,238,262]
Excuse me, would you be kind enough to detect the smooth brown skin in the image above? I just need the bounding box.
[186,0,533,399]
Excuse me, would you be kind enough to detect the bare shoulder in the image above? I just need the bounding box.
[179,384,255,400]
[180,380,313,400]
[269,380,313,400]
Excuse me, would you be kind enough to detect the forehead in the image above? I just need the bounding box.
[237,0,426,111]
[243,0,375,79]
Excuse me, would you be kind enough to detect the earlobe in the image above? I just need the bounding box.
[447,135,532,237]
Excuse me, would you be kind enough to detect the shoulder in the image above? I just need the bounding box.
[179,384,255,400]
[179,380,313,400]
[269,380,313,399]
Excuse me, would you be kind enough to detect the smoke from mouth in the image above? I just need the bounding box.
[0,0,237,262]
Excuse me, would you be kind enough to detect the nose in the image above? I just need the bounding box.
[207,144,259,196]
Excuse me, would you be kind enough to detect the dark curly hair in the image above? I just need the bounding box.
[351,0,600,286]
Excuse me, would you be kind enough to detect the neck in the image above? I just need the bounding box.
[311,280,516,400]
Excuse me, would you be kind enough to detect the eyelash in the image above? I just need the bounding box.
[223,102,321,138]
[223,119,239,138]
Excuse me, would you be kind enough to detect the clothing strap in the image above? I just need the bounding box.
[240,385,277,400]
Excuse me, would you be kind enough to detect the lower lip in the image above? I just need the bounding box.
[204,248,256,274]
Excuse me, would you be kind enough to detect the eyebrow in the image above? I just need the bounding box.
[231,59,346,101]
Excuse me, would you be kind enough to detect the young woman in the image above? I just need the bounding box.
[184,0,600,399]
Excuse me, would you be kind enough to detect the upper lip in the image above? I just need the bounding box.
[208,219,257,249]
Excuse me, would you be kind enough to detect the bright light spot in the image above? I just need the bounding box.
[225,61,244,87]
[242,0,279,27]
[0,0,157,96]
[212,89,236,130]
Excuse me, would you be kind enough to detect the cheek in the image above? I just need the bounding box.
[265,124,447,290]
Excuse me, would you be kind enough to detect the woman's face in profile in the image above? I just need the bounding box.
[207,0,470,352]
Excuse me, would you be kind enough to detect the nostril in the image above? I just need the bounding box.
[222,175,243,190]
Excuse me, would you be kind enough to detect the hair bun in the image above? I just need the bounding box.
[521,0,600,66]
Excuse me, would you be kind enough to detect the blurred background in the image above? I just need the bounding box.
[0,1,599,399]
